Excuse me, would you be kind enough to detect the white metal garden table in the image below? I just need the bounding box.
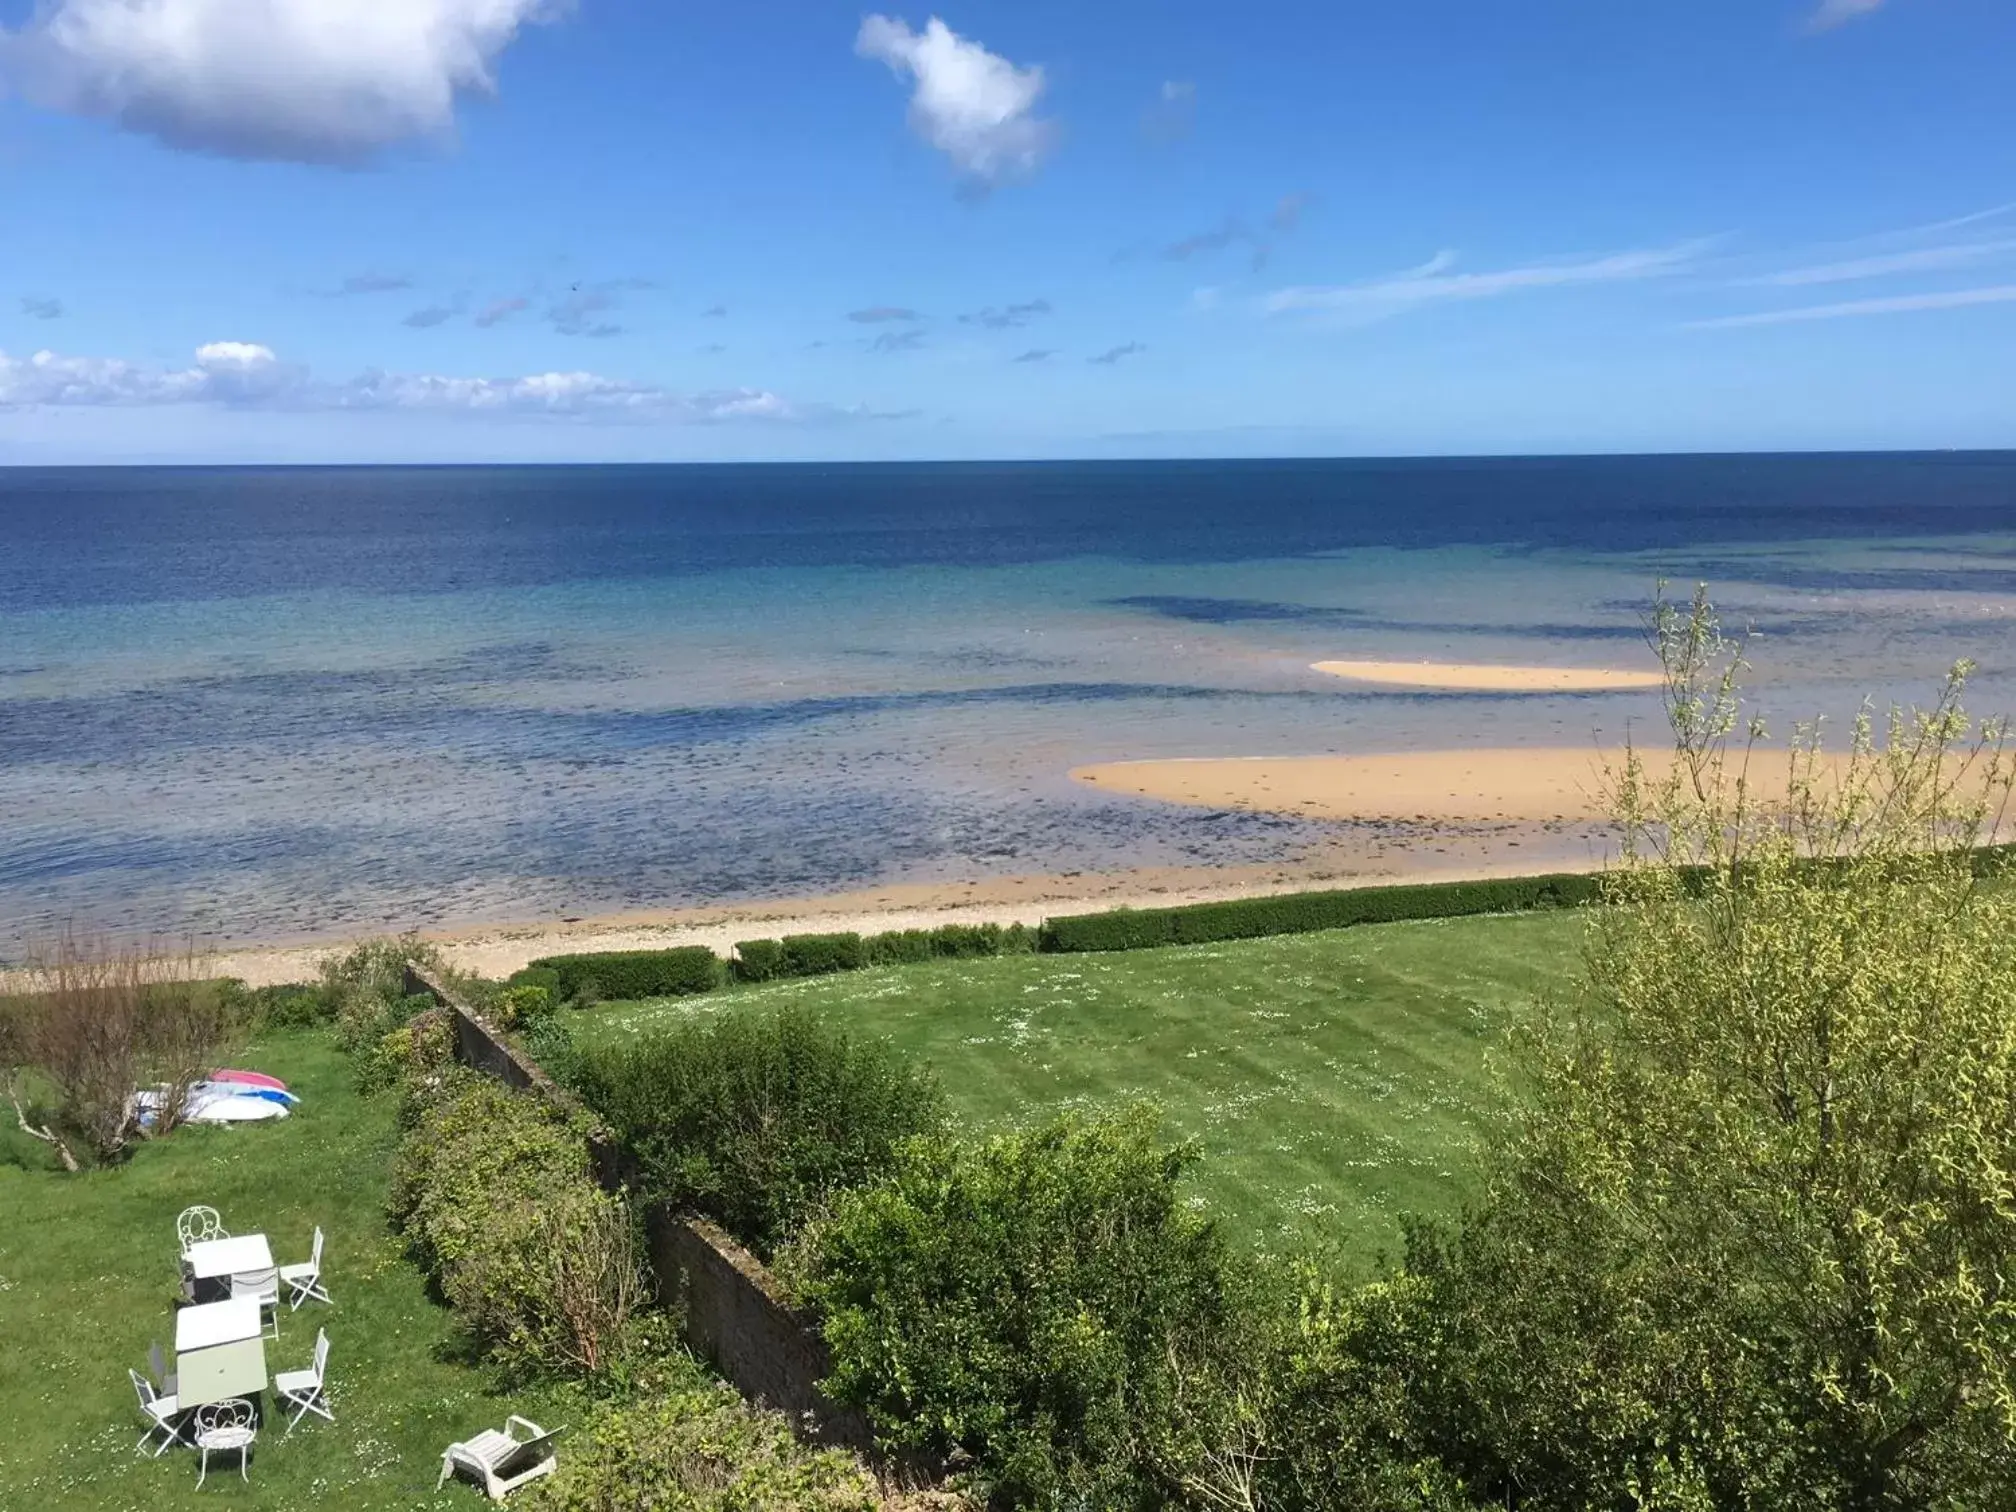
[175,1297,269,1409]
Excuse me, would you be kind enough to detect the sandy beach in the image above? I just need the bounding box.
[179,843,1603,988]
[1311,660,1666,692]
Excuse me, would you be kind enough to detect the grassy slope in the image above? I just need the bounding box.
[0,1029,565,1511]
[577,910,1586,1268]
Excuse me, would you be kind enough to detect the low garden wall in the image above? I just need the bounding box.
[403,964,862,1446]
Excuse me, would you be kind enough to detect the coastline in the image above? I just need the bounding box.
[197,846,1612,987]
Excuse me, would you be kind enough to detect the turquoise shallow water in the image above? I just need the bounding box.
[3,457,2014,952]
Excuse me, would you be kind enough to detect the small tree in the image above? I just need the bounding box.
[1417,586,2016,1509]
[2,937,246,1169]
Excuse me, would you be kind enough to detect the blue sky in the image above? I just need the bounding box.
[1,0,2012,462]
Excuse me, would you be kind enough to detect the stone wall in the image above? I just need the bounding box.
[647,1208,873,1449]
[403,964,861,1444]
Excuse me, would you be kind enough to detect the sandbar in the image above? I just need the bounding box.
[1072,747,1867,825]
[1312,660,1665,692]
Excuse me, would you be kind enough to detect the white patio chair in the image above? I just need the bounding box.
[281,1225,332,1310]
[130,1367,186,1457]
[436,1416,562,1501]
[193,1398,257,1488]
[147,1339,177,1398]
[176,1205,228,1252]
[230,1266,282,1340]
[275,1328,333,1434]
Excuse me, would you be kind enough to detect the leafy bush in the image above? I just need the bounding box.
[784,1106,1235,1510]
[1387,594,2016,1509]
[780,932,865,977]
[493,984,557,1031]
[321,935,451,1056]
[506,964,564,997]
[1039,873,1605,953]
[862,929,935,967]
[528,1354,879,1512]
[391,1071,645,1380]
[570,1004,944,1258]
[731,938,785,983]
[217,980,330,1029]
[531,947,722,1003]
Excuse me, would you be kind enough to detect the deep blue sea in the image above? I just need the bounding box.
[4,455,2014,952]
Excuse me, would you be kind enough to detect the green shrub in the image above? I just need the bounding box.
[1039,873,1606,953]
[862,929,935,967]
[778,932,865,977]
[239,981,330,1028]
[530,947,722,1003]
[528,1354,879,1512]
[493,984,557,1032]
[784,1105,1234,1510]
[731,938,784,983]
[570,1004,944,1258]
[391,1071,644,1380]
[506,964,563,997]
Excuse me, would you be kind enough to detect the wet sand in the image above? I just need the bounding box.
[1311,659,1665,692]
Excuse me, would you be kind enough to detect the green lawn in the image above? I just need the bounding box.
[0,1030,566,1511]
[574,910,1586,1268]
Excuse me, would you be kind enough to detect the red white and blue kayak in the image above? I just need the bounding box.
[209,1069,290,1095]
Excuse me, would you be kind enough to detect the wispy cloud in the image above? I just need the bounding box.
[960,299,1051,329]
[1141,78,1195,144]
[402,304,458,329]
[1747,240,2016,287]
[1161,195,1309,272]
[1808,0,1886,31]
[870,328,927,353]
[0,0,563,165]
[702,303,727,318]
[547,279,653,338]
[327,273,411,297]
[848,306,922,324]
[0,340,893,425]
[474,296,529,329]
[1266,241,1709,321]
[1012,348,1054,363]
[856,15,1055,191]
[1089,342,1144,365]
[1691,285,2016,329]
[20,296,63,320]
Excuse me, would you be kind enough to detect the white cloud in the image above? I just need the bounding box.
[0,0,565,164]
[1809,0,1886,30]
[1266,243,1707,321]
[0,342,859,424]
[855,14,1054,187]
[1691,285,2016,329]
[0,340,300,406]
[1748,241,2016,287]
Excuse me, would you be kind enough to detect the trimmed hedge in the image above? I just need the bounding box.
[731,938,786,984]
[735,922,1039,982]
[531,947,723,1002]
[1040,872,1607,953]
[781,932,865,977]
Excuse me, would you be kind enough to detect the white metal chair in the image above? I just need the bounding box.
[230,1266,282,1340]
[281,1225,332,1310]
[437,1416,562,1501]
[275,1328,333,1434]
[147,1339,177,1398]
[193,1399,257,1488]
[176,1205,228,1251]
[129,1367,187,1457]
